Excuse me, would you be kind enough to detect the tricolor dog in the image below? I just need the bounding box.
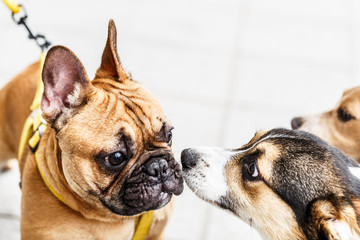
[292,86,360,162]
[181,128,360,240]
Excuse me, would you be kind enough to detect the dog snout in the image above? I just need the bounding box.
[181,149,198,169]
[144,158,169,178]
[291,117,304,129]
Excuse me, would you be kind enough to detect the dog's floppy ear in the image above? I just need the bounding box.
[41,46,92,126]
[95,19,129,82]
[309,199,360,239]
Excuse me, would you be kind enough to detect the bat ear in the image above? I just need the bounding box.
[41,46,92,128]
[309,199,360,240]
[94,19,130,82]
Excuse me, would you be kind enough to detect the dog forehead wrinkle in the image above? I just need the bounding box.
[116,128,135,151]
[95,89,148,149]
[95,79,167,140]
[121,95,160,142]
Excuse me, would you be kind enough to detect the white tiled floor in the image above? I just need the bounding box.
[0,0,359,239]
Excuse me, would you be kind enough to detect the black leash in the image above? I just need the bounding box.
[10,4,51,51]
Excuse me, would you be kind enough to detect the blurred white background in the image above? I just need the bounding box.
[1,0,359,239]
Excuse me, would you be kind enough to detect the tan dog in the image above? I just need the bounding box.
[181,128,360,240]
[0,20,183,239]
[291,86,360,162]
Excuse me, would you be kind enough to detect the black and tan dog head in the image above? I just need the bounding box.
[40,20,183,217]
[181,128,360,239]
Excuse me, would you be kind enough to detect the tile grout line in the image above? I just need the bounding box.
[199,1,252,240]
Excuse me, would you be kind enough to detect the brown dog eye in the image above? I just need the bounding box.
[105,152,126,166]
[337,108,355,122]
[247,162,259,178]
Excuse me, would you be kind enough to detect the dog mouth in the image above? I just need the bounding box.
[122,159,183,212]
[101,156,183,216]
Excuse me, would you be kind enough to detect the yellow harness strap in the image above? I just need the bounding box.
[17,53,44,161]
[16,52,154,240]
[17,52,67,208]
[132,211,154,240]
[17,52,45,162]
[2,0,20,14]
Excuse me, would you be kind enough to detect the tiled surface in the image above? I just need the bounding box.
[0,0,359,239]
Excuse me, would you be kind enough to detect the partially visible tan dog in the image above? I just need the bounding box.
[0,20,183,239]
[291,86,360,162]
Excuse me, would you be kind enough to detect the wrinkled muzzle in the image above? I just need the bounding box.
[101,152,183,216]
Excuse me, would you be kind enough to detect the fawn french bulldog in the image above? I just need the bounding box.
[0,20,183,239]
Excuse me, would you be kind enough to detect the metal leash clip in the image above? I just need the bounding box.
[11,4,51,51]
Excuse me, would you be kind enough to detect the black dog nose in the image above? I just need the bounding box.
[181,149,198,169]
[144,158,169,178]
[291,117,304,129]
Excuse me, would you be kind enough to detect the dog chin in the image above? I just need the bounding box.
[101,186,179,216]
[184,173,237,215]
[182,147,230,203]
[121,182,176,215]
[183,170,224,204]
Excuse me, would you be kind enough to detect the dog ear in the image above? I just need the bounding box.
[41,46,92,126]
[309,199,360,239]
[95,19,130,82]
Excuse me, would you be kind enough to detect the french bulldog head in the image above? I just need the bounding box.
[41,20,183,217]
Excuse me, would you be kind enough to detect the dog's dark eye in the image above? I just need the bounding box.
[167,129,173,146]
[104,151,126,166]
[337,108,355,122]
[247,162,259,178]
